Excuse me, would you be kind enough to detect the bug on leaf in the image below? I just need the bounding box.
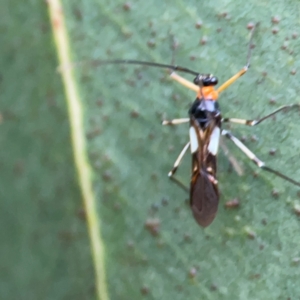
[80,24,300,227]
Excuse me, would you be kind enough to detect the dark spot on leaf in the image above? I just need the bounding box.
[127,240,134,249]
[77,208,86,221]
[249,273,260,279]
[250,135,258,142]
[195,21,203,29]
[261,218,267,225]
[183,233,192,243]
[292,257,300,265]
[271,16,280,24]
[148,133,155,140]
[292,32,298,39]
[13,160,25,176]
[147,39,156,48]
[144,218,160,236]
[200,36,208,45]
[130,110,139,118]
[188,267,197,278]
[247,22,255,30]
[161,197,169,206]
[269,148,276,155]
[86,127,102,139]
[151,173,158,180]
[225,198,240,208]
[140,285,149,295]
[113,202,121,211]
[281,42,288,50]
[123,2,131,11]
[150,203,159,212]
[102,170,112,182]
[271,189,279,198]
[293,204,300,216]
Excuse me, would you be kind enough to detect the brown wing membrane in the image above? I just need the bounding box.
[189,118,220,227]
[190,163,219,227]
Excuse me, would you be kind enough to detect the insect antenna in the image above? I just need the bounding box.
[58,59,199,76]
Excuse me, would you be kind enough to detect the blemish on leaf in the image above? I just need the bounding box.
[183,233,192,243]
[188,267,197,278]
[127,240,134,249]
[241,135,247,143]
[247,22,255,30]
[123,2,132,11]
[271,16,281,24]
[293,203,300,216]
[13,160,25,176]
[200,36,208,45]
[144,218,160,236]
[292,257,300,265]
[250,135,258,142]
[147,39,156,48]
[150,203,159,212]
[271,189,279,198]
[269,148,277,156]
[140,285,150,295]
[195,21,203,29]
[130,109,139,118]
[225,198,240,208]
[261,218,267,225]
[281,41,288,50]
[249,273,261,279]
[102,170,112,182]
[161,197,169,206]
[244,226,256,239]
[292,32,298,39]
[77,208,86,221]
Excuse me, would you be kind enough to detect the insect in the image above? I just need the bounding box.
[89,24,300,227]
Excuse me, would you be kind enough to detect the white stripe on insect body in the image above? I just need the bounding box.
[208,127,220,155]
[189,126,199,153]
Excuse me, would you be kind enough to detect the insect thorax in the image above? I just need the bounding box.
[189,98,221,129]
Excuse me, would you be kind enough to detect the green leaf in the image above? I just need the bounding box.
[3,0,300,299]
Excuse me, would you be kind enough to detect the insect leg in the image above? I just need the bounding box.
[222,104,300,126]
[169,72,199,92]
[167,142,190,192]
[222,129,300,187]
[220,140,244,176]
[162,118,190,125]
[169,176,189,192]
[168,142,190,177]
[217,23,258,94]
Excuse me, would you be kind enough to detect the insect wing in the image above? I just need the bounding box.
[189,120,220,227]
[190,167,219,227]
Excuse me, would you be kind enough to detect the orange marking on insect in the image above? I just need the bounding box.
[197,86,219,101]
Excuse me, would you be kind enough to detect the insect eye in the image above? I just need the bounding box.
[210,76,218,86]
[193,75,201,85]
[202,76,218,86]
